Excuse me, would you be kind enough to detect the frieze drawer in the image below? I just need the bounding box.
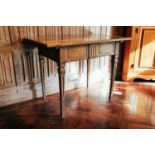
[89,43,115,58]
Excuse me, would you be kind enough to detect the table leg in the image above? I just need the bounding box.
[57,62,65,118]
[39,55,46,100]
[109,43,119,100]
[87,58,90,88]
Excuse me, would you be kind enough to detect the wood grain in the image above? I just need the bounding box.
[9,26,20,44]
[139,29,155,68]
[0,27,10,46]
[123,26,155,81]
[0,45,15,89]
[22,35,130,48]
[0,81,155,128]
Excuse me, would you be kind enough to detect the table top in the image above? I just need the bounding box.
[21,35,131,48]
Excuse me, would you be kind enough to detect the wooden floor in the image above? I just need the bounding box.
[0,81,155,129]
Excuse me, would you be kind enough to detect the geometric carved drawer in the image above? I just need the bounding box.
[60,46,87,62]
[89,43,115,58]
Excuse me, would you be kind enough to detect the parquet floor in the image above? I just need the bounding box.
[0,81,155,129]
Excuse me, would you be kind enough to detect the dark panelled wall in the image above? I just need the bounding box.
[0,26,125,106]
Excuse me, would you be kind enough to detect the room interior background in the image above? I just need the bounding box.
[0,26,126,106]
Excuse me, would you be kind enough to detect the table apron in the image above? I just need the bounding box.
[59,43,115,63]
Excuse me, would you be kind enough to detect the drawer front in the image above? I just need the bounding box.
[89,43,115,58]
[60,46,87,62]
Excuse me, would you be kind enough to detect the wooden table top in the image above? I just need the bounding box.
[21,35,131,48]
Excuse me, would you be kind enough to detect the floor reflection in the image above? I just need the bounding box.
[0,81,155,129]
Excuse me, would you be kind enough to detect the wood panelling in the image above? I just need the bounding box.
[84,26,101,39]
[19,26,38,40]
[0,45,15,89]
[38,26,46,40]
[46,26,62,40]
[0,27,10,46]
[9,26,20,44]
[0,26,124,106]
